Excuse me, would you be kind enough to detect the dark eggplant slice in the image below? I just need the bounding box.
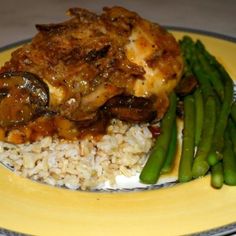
[0,71,49,127]
[175,75,198,97]
[103,95,156,122]
[104,95,153,109]
[108,106,156,122]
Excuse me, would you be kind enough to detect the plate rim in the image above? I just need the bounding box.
[166,26,236,43]
[0,28,236,236]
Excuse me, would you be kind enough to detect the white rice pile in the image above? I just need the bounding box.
[0,119,154,190]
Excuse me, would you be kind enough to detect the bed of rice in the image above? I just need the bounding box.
[0,119,154,190]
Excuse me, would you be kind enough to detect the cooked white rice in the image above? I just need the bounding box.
[0,119,154,190]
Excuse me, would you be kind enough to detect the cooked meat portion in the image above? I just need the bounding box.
[0,6,183,143]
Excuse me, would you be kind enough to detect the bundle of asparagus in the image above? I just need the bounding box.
[140,36,236,189]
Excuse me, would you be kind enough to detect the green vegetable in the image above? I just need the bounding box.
[161,119,177,173]
[231,101,236,123]
[196,40,230,83]
[139,93,177,184]
[182,37,214,100]
[177,36,235,189]
[192,96,216,178]
[196,49,224,101]
[228,118,236,155]
[207,77,233,166]
[223,129,236,186]
[211,162,224,189]
[191,38,234,166]
[194,88,204,146]
[178,95,195,182]
[179,39,193,77]
[182,38,222,117]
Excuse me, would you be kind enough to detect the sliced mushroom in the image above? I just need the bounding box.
[0,71,49,127]
[175,75,198,97]
[104,95,156,122]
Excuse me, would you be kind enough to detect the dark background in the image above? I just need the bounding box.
[0,0,236,47]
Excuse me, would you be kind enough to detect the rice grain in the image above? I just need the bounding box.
[0,119,154,190]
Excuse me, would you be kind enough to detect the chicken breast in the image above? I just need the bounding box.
[0,6,183,143]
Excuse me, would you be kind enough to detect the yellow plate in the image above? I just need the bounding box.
[0,30,236,236]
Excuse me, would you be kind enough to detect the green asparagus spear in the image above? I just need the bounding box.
[196,40,217,66]
[207,77,233,166]
[180,36,195,67]
[228,118,236,155]
[196,40,235,90]
[179,36,235,189]
[182,37,214,100]
[196,40,229,83]
[194,38,234,166]
[231,101,236,124]
[211,162,224,189]
[178,95,195,182]
[223,129,236,186]
[179,40,193,77]
[192,96,216,178]
[177,40,198,97]
[139,93,177,184]
[196,49,224,101]
[161,119,177,173]
[183,38,222,114]
[194,88,204,146]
